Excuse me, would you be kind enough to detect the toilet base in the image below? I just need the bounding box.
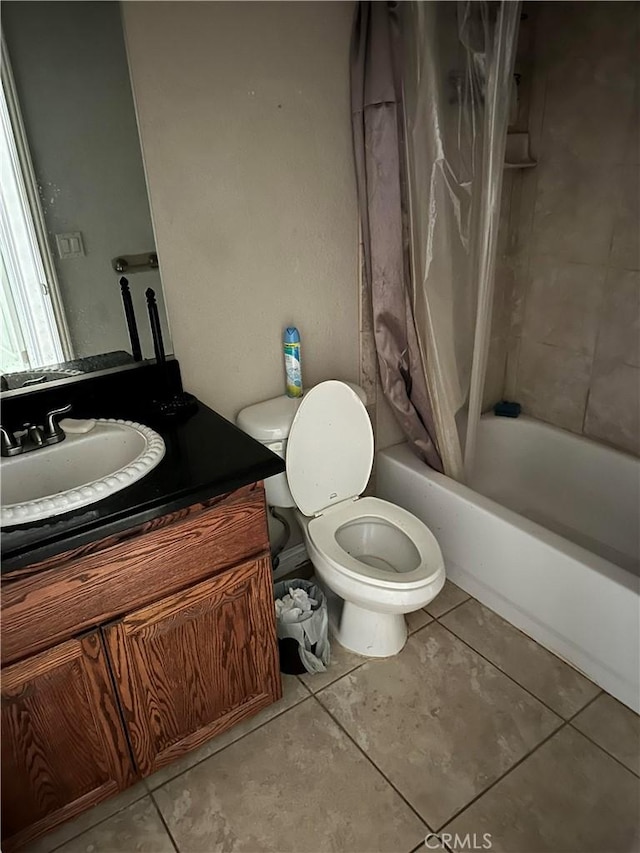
[333,600,408,658]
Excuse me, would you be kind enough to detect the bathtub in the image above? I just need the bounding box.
[377,415,640,712]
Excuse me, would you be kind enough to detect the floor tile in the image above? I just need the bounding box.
[441,599,600,718]
[299,636,370,693]
[145,674,309,790]
[53,797,175,853]
[317,623,561,829]
[25,783,149,853]
[572,693,640,775]
[153,698,427,853]
[406,608,433,634]
[425,580,469,618]
[444,727,640,852]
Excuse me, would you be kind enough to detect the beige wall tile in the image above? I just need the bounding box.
[516,339,591,432]
[523,256,606,356]
[503,3,637,450]
[610,165,640,271]
[584,361,640,455]
[532,158,618,265]
[504,335,521,400]
[540,56,635,165]
[595,269,640,368]
[508,255,530,336]
[483,336,507,411]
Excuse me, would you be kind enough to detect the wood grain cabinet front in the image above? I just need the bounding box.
[1,632,135,852]
[1,485,282,849]
[104,554,281,776]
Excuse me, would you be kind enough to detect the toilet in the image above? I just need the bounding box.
[237,380,445,657]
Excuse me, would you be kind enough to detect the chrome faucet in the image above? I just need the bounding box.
[0,404,72,457]
[0,426,21,457]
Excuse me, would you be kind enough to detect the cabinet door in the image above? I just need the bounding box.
[105,555,281,776]
[1,632,135,851]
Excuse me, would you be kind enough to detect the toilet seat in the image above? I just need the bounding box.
[286,380,374,517]
[306,496,443,590]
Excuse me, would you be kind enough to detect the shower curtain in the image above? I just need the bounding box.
[352,1,519,479]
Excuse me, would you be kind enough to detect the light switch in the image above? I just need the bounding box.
[55,231,85,259]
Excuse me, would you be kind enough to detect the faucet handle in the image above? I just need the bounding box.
[44,403,72,444]
[1,425,22,457]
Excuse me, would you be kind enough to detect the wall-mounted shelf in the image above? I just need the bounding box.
[504,132,537,169]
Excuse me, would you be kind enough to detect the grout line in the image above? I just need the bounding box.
[433,620,578,724]
[564,689,603,723]
[145,691,312,793]
[435,596,602,720]
[149,793,180,853]
[313,695,434,836]
[567,721,640,780]
[45,787,150,853]
[303,657,370,697]
[437,722,567,833]
[427,592,471,621]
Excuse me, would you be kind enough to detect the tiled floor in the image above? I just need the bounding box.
[28,581,640,853]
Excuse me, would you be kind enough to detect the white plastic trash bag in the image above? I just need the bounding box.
[273,579,330,673]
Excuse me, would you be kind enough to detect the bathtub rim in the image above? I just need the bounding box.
[378,441,639,594]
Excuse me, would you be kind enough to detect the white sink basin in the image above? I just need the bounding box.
[1,419,165,527]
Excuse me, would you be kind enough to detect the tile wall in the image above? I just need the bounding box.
[496,2,639,455]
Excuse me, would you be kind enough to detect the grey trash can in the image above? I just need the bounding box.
[273,579,330,675]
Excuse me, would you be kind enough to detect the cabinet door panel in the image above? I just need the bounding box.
[105,555,281,776]
[1,632,135,851]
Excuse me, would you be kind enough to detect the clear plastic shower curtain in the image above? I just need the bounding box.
[401,1,520,479]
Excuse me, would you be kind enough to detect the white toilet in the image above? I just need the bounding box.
[237,380,445,657]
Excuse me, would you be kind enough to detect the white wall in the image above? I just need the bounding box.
[122,1,359,420]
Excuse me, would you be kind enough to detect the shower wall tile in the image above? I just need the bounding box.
[594,269,640,368]
[516,339,591,433]
[621,87,639,166]
[500,2,639,456]
[507,255,530,336]
[540,57,636,165]
[532,159,618,265]
[610,165,640,271]
[498,172,514,256]
[523,256,606,356]
[504,335,521,401]
[536,1,637,70]
[483,336,507,411]
[584,362,640,455]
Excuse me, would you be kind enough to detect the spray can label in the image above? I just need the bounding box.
[284,342,302,398]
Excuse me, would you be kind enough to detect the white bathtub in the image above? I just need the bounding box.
[377,415,640,712]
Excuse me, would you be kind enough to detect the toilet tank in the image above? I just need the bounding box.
[236,395,301,507]
[236,383,368,508]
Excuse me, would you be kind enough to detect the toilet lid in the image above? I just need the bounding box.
[286,380,374,516]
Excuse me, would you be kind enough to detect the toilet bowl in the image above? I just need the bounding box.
[285,381,445,657]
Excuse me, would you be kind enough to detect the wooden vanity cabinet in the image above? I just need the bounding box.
[1,483,281,851]
[105,554,277,776]
[2,632,135,849]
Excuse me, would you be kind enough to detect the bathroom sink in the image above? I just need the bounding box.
[1,419,165,527]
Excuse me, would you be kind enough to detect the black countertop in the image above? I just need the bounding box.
[1,401,285,573]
